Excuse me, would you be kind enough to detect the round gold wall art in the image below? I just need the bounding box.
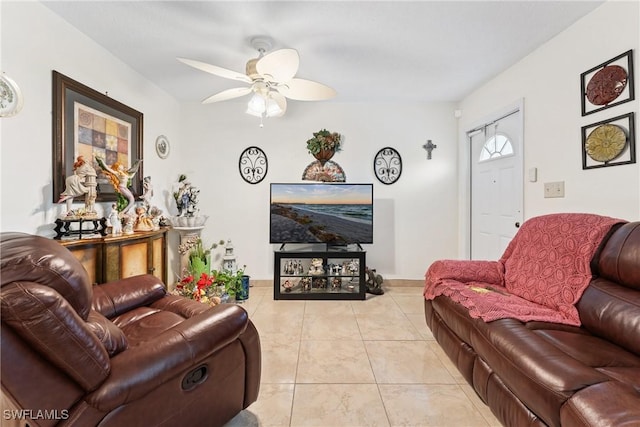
[585,124,627,162]
[585,65,628,106]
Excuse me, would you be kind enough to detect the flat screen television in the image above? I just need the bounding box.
[270,183,373,245]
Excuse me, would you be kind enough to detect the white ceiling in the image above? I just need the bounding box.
[42,1,604,104]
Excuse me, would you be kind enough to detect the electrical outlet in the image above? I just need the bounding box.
[544,181,565,198]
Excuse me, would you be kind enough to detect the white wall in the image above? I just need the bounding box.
[457,0,639,250]
[0,1,460,281]
[174,100,459,280]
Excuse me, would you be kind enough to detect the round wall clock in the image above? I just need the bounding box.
[374,147,402,184]
[239,146,268,184]
[0,72,24,118]
[155,135,170,159]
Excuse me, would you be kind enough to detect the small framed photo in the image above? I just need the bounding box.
[581,112,635,170]
[581,50,634,116]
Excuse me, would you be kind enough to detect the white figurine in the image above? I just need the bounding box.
[108,203,122,236]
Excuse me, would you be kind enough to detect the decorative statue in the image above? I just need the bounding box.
[140,176,153,210]
[133,205,154,232]
[94,155,142,214]
[108,203,122,236]
[173,174,199,217]
[57,155,97,215]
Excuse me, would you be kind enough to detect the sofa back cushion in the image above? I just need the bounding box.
[596,222,640,290]
[1,232,92,319]
[577,221,640,356]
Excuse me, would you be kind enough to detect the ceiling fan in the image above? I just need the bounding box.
[177,37,336,120]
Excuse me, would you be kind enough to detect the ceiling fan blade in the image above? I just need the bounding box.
[256,48,299,82]
[177,57,251,83]
[278,78,337,101]
[202,87,252,104]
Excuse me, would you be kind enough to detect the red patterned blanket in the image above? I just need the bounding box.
[424,213,625,326]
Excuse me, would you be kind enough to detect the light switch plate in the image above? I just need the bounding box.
[544,181,565,198]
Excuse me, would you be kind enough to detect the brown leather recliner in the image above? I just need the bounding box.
[0,232,261,427]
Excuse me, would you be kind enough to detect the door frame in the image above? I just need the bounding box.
[458,99,525,259]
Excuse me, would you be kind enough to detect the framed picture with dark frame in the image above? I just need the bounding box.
[52,70,143,203]
[581,50,634,116]
[581,112,635,170]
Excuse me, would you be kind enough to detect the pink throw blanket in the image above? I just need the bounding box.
[424,213,625,326]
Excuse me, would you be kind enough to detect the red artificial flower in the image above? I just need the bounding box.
[196,273,213,290]
[181,275,194,284]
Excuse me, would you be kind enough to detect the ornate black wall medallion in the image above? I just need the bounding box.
[239,146,268,184]
[374,147,402,185]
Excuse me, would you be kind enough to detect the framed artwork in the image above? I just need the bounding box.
[581,112,635,170]
[374,147,402,184]
[52,71,143,203]
[581,50,634,116]
[238,146,268,184]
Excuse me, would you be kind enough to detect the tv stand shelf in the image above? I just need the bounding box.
[274,248,366,300]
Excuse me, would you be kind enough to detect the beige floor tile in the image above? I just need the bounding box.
[460,384,503,427]
[356,311,423,341]
[351,294,403,315]
[225,383,294,427]
[405,313,435,340]
[379,384,490,427]
[260,336,300,383]
[391,294,425,315]
[427,341,467,384]
[301,312,361,340]
[366,341,457,384]
[296,340,376,383]
[290,384,390,427]
[234,289,499,426]
[304,299,354,315]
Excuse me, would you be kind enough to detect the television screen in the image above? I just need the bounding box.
[270,183,373,244]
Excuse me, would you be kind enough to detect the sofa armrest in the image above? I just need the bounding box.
[92,275,166,318]
[425,259,504,286]
[86,303,251,411]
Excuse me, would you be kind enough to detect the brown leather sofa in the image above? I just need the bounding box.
[424,220,640,427]
[1,232,261,427]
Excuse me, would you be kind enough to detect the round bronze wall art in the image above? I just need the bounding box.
[585,124,627,163]
[239,146,268,184]
[585,65,628,106]
[374,147,402,185]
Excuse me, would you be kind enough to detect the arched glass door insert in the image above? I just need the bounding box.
[479,133,514,162]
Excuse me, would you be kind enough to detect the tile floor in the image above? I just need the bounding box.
[225,286,502,427]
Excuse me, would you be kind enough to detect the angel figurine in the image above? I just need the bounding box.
[94,154,142,214]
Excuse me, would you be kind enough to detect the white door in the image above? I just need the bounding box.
[470,108,523,260]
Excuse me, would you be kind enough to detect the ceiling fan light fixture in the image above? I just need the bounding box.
[246,93,266,117]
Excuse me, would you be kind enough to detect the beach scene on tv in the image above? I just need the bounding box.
[270,184,373,244]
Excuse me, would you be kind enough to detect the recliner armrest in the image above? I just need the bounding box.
[86,303,251,411]
[92,275,166,318]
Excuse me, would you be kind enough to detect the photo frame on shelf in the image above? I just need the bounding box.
[581,112,635,170]
[581,50,634,116]
[52,71,143,203]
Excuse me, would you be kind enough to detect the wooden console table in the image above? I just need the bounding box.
[58,228,168,285]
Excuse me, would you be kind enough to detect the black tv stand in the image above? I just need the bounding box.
[274,247,366,300]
